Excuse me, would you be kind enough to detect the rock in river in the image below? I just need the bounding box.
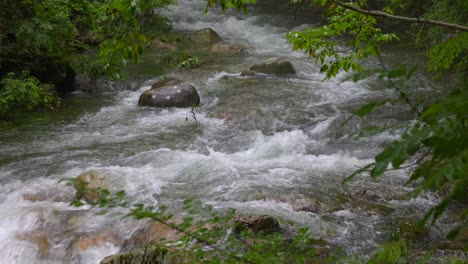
[74,170,112,205]
[249,57,296,75]
[138,78,200,108]
[191,28,223,45]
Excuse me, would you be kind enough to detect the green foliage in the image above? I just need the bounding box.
[178,57,201,69]
[73,191,344,263]
[204,0,257,14]
[287,0,399,79]
[161,51,201,70]
[413,0,468,74]
[0,72,60,118]
[368,238,408,264]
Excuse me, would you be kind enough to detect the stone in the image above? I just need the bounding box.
[153,38,177,51]
[191,28,223,45]
[234,215,280,233]
[74,170,112,205]
[248,57,296,75]
[138,78,200,108]
[209,43,243,54]
[127,221,185,248]
[100,245,170,264]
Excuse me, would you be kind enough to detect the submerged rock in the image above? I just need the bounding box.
[16,231,51,257]
[209,43,243,54]
[191,28,223,45]
[74,170,112,205]
[234,215,280,233]
[77,229,118,251]
[248,57,296,75]
[74,74,143,93]
[138,78,200,108]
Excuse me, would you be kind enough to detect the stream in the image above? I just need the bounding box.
[0,1,460,263]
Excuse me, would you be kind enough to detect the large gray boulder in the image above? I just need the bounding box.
[191,28,223,45]
[138,78,200,108]
[249,57,296,75]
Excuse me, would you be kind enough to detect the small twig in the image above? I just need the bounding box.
[376,52,422,116]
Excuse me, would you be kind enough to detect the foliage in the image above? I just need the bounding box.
[0,72,60,118]
[0,0,176,79]
[286,0,399,79]
[178,57,201,69]
[368,238,408,264]
[161,51,201,70]
[0,0,176,117]
[414,0,468,74]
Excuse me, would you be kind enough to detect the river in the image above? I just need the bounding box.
[0,1,458,263]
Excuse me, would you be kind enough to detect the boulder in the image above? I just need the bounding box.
[209,43,243,54]
[138,78,200,108]
[191,28,223,45]
[100,245,170,264]
[74,170,112,205]
[234,215,280,233]
[249,57,296,75]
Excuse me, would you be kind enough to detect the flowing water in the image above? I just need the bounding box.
[0,1,459,263]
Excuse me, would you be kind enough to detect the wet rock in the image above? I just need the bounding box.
[23,191,74,203]
[74,170,112,205]
[127,221,185,248]
[138,78,200,108]
[74,74,144,93]
[209,43,243,54]
[234,215,280,233]
[100,245,170,264]
[191,28,223,45]
[77,230,118,251]
[153,38,177,51]
[248,57,296,75]
[292,199,321,213]
[16,231,51,257]
[240,70,258,77]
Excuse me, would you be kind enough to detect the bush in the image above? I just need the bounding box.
[0,72,60,119]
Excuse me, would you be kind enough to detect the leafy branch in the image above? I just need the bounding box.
[333,0,468,32]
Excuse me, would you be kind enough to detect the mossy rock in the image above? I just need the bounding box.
[100,245,170,264]
[74,170,111,205]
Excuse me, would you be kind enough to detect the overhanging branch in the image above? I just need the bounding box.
[334,1,468,32]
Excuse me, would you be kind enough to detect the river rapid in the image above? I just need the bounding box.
[0,1,459,263]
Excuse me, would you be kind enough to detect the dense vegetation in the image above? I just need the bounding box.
[0,0,175,119]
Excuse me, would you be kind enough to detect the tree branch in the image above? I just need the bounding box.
[334,1,468,32]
